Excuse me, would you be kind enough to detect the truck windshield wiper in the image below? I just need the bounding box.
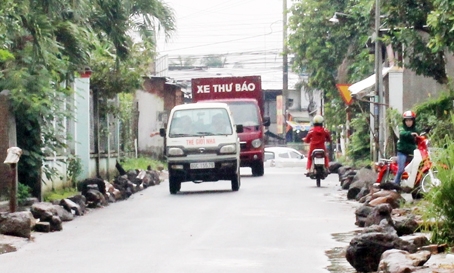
[170,133,193,137]
[195,131,215,135]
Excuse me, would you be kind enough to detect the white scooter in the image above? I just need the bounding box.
[399,134,441,199]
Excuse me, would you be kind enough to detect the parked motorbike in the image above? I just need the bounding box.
[306,149,328,187]
[374,133,441,199]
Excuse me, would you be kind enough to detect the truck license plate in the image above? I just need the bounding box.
[190,162,215,169]
[314,158,325,165]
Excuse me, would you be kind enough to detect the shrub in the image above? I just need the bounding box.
[422,122,454,244]
[17,183,32,203]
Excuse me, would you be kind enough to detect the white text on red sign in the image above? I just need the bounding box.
[196,82,257,93]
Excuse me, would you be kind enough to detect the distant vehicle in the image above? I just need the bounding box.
[264,147,307,168]
[191,76,270,177]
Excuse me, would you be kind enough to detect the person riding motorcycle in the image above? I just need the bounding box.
[303,115,331,175]
[393,110,419,186]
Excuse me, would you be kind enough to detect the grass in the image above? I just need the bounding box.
[119,157,166,172]
[43,187,80,202]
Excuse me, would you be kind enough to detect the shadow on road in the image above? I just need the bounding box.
[175,189,234,195]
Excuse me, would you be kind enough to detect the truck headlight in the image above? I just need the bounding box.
[220,144,236,154]
[251,138,262,148]
[168,147,184,156]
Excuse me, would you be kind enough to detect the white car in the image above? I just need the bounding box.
[264,147,307,168]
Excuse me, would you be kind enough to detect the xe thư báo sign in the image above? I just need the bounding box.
[336,84,352,105]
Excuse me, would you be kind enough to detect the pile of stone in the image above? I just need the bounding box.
[0,165,164,240]
[332,163,454,273]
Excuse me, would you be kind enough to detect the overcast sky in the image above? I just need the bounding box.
[157,0,285,57]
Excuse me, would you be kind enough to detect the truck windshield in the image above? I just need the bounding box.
[169,108,233,137]
[225,101,260,127]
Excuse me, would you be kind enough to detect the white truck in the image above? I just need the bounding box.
[160,102,243,194]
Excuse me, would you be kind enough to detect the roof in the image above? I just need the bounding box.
[348,67,393,97]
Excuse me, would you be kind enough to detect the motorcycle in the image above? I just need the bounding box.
[306,149,329,187]
[374,133,441,199]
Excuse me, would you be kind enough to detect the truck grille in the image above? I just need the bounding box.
[184,147,218,155]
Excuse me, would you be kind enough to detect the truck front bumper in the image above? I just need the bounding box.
[168,159,238,183]
[239,150,263,167]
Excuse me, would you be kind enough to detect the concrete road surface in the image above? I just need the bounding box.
[0,167,358,273]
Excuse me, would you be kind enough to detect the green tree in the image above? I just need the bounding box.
[0,0,175,198]
[201,55,226,68]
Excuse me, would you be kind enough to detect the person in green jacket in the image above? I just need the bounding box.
[393,110,419,185]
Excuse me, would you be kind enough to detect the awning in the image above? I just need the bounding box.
[287,110,310,122]
[265,130,285,140]
[348,67,393,97]
[286,120,311,131]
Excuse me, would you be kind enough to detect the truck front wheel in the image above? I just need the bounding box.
[231,172,241,191]
[252,162,264,177]
[169,176,181,194]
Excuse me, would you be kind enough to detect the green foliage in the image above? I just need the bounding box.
[43,187,79,202]
[17,183,32,204]
[383,0,449,84]
[120,157,166,171]
[422,127,454,244]
[287,0,373,129]
[347,112,371,161]
[0,0,176,198]
[414,92,454,146]
[201,55,226,68]
[119,93,136,153]
[67,156,82,188]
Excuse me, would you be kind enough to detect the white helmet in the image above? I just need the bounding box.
[313,115,324,124]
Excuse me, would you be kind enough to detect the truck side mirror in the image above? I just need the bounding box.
[159,128,166,137]
[263,116,271,127]
[236,124,244,133]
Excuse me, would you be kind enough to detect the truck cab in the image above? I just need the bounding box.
[191,75,270,177]
[207,99,270,176]
[160,102,242,194]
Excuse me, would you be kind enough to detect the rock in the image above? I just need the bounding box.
[49,216,62,231]
[85,189,107,208]
[79,178,106,195]
[30,202,58,221]
[378,249,431,273]
[401,234,430,249]
[34,222,50,233]
[68,194,86,215]
[355,205,373,227]
[0,211,34,238]
[328,161,343,173]
[369,190,403,208]
[365,203,395,228]
[53,205,74,221]
[346,232,417,272]
[393,215,419,236]
[60,198,82,216]
[347,187,361,200]
[418,243,447,254]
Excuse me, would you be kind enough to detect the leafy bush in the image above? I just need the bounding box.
[422,122,454,244]
[17,183,32,203]
[348,112,371,161]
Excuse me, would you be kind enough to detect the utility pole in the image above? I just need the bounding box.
[374,0,383,161]
[283,0,288,137]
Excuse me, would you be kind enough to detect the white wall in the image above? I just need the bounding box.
[135,90,165,158]
[388,69,404,113]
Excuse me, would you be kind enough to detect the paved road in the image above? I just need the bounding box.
[0,167,358,273]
